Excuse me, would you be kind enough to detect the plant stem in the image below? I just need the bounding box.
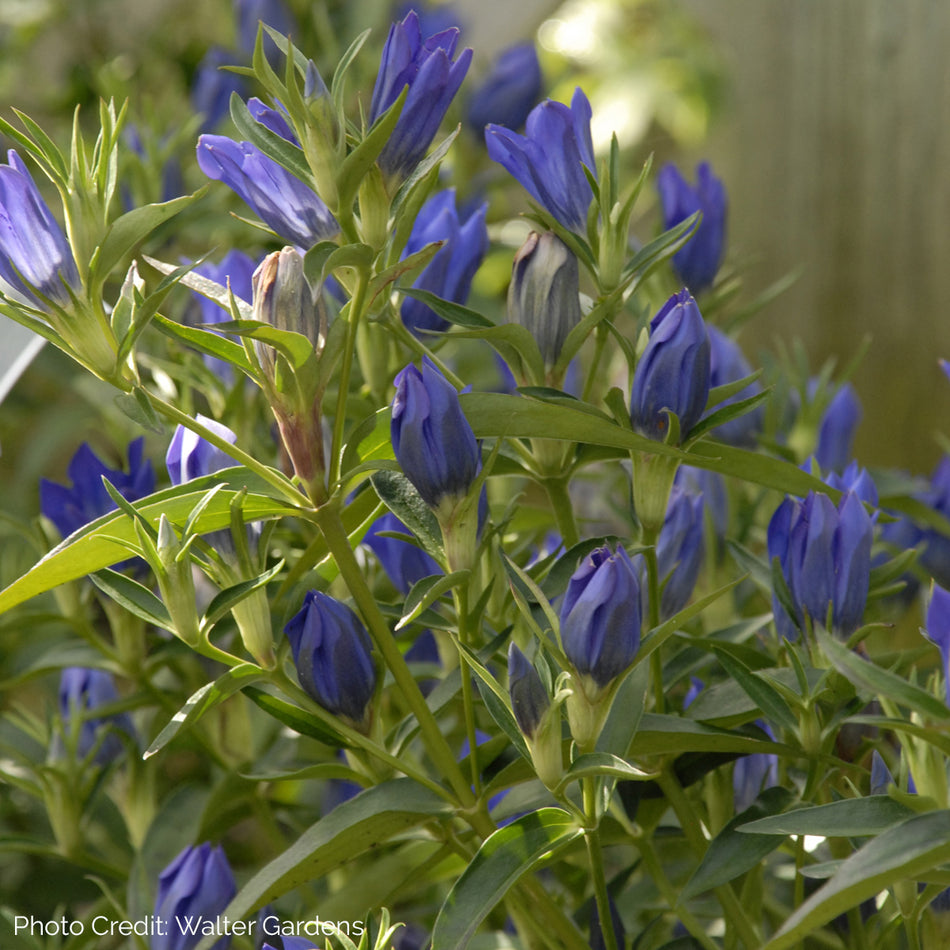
[583,778,618,950]
[543,475,580,549]
[454,584,482,794]
[642,538,665,714]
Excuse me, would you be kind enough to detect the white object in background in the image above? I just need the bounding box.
[0,320,44,406]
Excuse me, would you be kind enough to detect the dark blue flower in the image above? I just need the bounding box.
[733,720,779,811]
[370,10,473,181]
[40,438,155,540]
[196,135,338,248]
[391,357,481,510]
[508,642,550,738]
[675,465,729,544]
[166,416,239,484]
[0,150,80,306]
[630,289,711,442]
[656,161,727,293]
[561,545,642,689]
[153,843,236,950]
[57,667,135,764]
[768,490,873,638]
[467,43,542,133]
[706,324,763,446]
[486,87,595,232]
[246,97,298,143]
[917,456,950,588]
[589,894,625,950]
[364,511,442,593]
[284,590,377,727]
[192,47,249,132]
[401,188,488,335]
[825,460,878,508]
[925,582,950,707]
[813,381,862,474]
[234,0,297,57]
[655,486,705,619]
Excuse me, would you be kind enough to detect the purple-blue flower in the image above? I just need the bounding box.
[370,10,472,181]
[364,511,442,593]
[916,456,950,588]
[825,460,879,508]
[166,416,239,484]
[925,582,950,707]
[630,289,711,442]
[234,0,296,57]
[153,843,236,950]
[196,135,337,248]
[191,47,249,133]
[767,490,873,638]
[467,43,542,133]
[508,642,550,739]
[655,487,705,619]
[733,720,779,811]
[813,380,862,474]
[656,161,727,294]
[486,87,596,232]
[0,150,80,306]
[391,357,481,510]
[675,465,729,544]
[57,667,135,764]
[707,324,763,447]
[284,590,377,727]
[560,545,642,689]
[401,188,488,335]
[40,438,155,540]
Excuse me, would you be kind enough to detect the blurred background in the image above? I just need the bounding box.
[3,0,949,508]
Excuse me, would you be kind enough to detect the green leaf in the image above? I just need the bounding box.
[152,313,256,376]
[432,809,582,950]
[209,319,315,371]
[629,715,794,757]
[621,213,699,286]
[229,93,314,185]
[764,811,950,949]
[370,470,444,564]
[198,779,453,949]
[201,561,284,631]
[737,796,916,837]
[816,629,950,722]
[711,646,799,732]
[555,752,655,794]
[242,685,348,747]
[397,571,469,630]
[681,787,796,899]
[596,661,649,757]
[145,664,264,757]
[0,474,296,615]
[398,287,493,329]
[91,569,172,629]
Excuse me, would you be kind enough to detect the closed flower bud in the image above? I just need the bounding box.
[814,381,862,474]
[925,582,950,707]
[920,456,950,588]
[825,460,878,507]
[401,189,488,335]
[391,357,481,511]
[0,150,80,307]
[57,667,135,764]
[191,47,248,132]
[507,642,550,739]
[486,88,595,232]
[733,720,778,812]
[371,11,473,182]
[467,43,542,133]
[507,231,582,369]
[655,487,705,619]
[630,289,711,442]
[656,161,727,294]
[707,325,763,447]
[561,545,642,691]
[153,842,236,950]
[768,490,873,638]
[284,590,377,730]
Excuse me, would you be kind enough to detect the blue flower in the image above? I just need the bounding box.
[560,545,642,689]
[925,582,950,707]
[675,465,729,544]
[166,415,239,484]
[768,490,873,638]
[656,161,727,293]
[813,380,862,474]
[655,487,706,619]
[401,189,488,335]
[196,135,338,248]
[630,289,711,442]
[364,511,442,594]
[0,150,80,306]
[917,456,950,588]
[733,721,779,811]
[153,843,236,950]
[486,87,596,232]
[391,357,481,510]
[825,460,879,508]
[467,43,542,133]
[706,324,763,447]
[370,10,473,181]
[234,0,296,57]
[57,667,135,764]
[508,642,550,739]
[40,438,155,540]
[284,590,377,728]
[191,47,248,132]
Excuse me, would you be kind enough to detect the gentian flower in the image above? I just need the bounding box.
[40,438,155,540]
[400,189,488,335]
[507,642,550,739]
[153,843,236,950]
[767,490,873,638]
[917,456,950,588]
[870,749,895,795]
[925,582,950,707]
[655,487,705,619]
[284,590,377,729]
[391,357,481,511]
[0,150,80,306]
[733,720,779,811]
[630,289,711,442]
[656,161,727,293]
[364,511,442,594]
[467,43,542,133]
[234,0,296,57]
[196,136,338,248]
[57,667,135,764]
[825,460,878,507]
[560,545,642,690]
[191,47,248,132]
[706,324,763,447]
[166,415,239,485]
[370,10,473,181]
[507,230,582,369]
[813,380,861,474]
[675,465,728,544]
[486,87,596,232]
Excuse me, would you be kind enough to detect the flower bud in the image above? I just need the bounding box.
[507,642,550,739]
[655,487,705,619]
[707,325,763,447]
[925,582,950,707]
[507,231,582,370]
[284,591,377,731]
[733,720,778,812]
[57,667,135,765]
[153,842,236,950]
[656,160,727,294]
[814,381,861,474]
[391,357,481,512]
[630,289,711,442]
[467,43,542,133]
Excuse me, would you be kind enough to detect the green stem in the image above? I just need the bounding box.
[454,585,482,794]
[543,476,580,549]
[584,778,617,950]
[581,323,609,404]
[642,539,664,714]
